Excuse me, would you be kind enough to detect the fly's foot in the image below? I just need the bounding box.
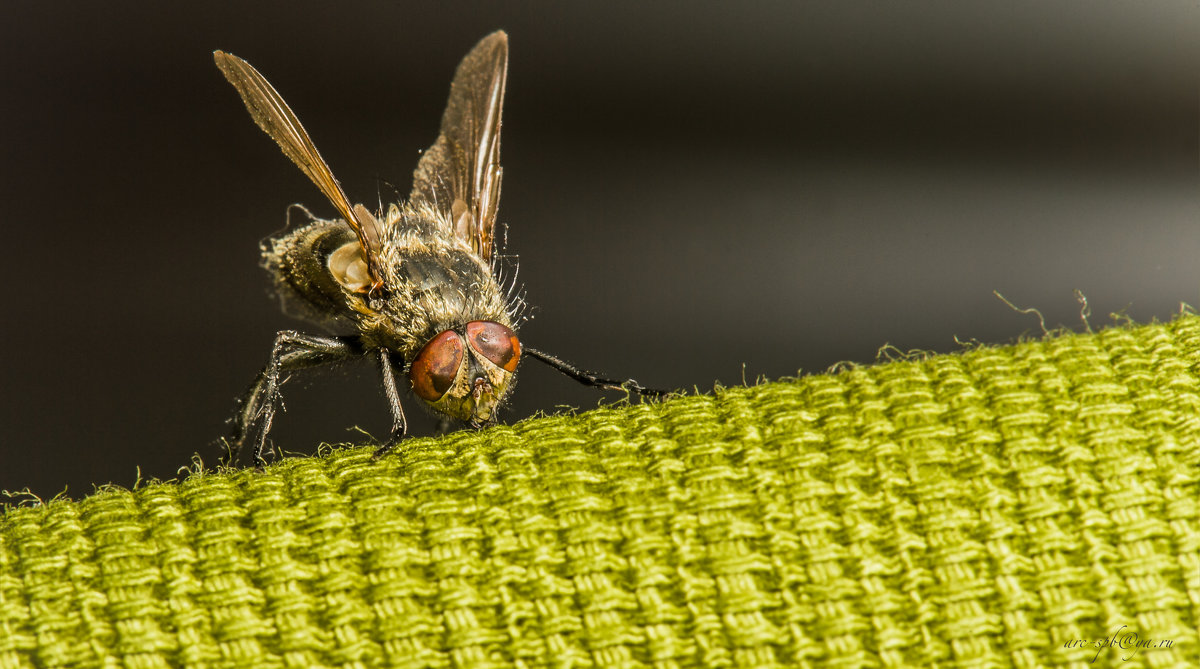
[371,426,407,461]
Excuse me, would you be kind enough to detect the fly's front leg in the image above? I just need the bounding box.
[371,348,408,460]
[524,346,671,398]
[227,331,362,468]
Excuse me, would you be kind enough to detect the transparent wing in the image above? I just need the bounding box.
[214,51,385,291]
[409,31,508,263]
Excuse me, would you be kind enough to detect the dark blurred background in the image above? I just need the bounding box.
[2,2,1196,500]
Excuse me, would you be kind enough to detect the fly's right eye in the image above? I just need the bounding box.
[409,330,464,401]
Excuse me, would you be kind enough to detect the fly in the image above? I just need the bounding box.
[213,31,666,467]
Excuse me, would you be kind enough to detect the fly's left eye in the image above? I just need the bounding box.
[409,330,465,401]
[466,321,521,372]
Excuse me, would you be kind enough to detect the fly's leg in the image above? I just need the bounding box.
[371,349,408,460]
[227,331,362,469]
[524,346,671,398]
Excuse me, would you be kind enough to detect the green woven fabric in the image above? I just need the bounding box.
[3,318,1199,668]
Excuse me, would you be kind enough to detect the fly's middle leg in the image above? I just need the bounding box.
[226,331,362,468]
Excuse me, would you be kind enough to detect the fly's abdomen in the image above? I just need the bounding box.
[262,216,363,332]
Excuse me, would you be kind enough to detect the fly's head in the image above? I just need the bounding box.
[408,320,521,426]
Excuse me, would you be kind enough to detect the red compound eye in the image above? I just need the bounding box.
[466,321,521,372]
[409,330,465,401]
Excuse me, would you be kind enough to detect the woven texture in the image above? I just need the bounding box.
[3,318,1200,668]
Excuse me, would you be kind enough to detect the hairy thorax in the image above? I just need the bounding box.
[262,203,513,362]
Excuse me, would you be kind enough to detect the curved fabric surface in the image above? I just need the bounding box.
[2,317,1199,668]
